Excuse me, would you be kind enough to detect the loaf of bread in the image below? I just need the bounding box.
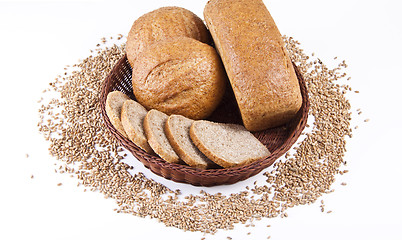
[190,120,271,168]
[126,6,211,67]
[131,37,227,120]
[204,0,302,131]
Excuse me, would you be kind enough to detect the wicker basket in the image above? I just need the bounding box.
[100,54,309,186]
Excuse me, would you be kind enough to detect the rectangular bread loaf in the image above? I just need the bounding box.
[204,0,302,131]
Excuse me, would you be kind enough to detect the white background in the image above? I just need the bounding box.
[1,0,402,239]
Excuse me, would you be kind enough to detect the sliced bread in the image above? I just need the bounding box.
[143,109,180,163]
[121,99,153,153]
[165,115,217,169]
[189,120,271,168]
[105,91,130,138]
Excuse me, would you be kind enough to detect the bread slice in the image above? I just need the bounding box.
[190,120,271,168]
[165,115,217,169]
[105,91,130,138]
[121,99,152,153]
[143,109,179,163]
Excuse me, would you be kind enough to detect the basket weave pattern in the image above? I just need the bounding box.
[100,55,309,186]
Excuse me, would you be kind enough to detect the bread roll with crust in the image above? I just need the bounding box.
[204,0,302,131]
[131,37,227,120]
[126,6,211,67]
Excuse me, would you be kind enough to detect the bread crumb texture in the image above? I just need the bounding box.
[166,115,215,169]
[144,109,179,163]
[190,120,270,168]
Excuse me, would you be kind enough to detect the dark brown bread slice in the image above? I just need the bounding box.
[105,91,130,138]
[165,115,216,169]
[121,100,152,153]
[143,109,179,163]
[190,120,271,168]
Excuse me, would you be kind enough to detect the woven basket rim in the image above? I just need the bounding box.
[100,54,309,185]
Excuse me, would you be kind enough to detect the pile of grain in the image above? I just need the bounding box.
[38,35,353,234]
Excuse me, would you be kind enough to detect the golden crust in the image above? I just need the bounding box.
[131,37,227,120]
[204,0,303,131]
[126,6,211,67]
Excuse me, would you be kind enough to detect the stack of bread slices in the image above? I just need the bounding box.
[106,91,271,169]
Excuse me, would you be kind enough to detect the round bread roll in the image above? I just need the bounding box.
[131,37,227,120]
[126,6,211,67]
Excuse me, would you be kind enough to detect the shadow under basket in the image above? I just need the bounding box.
[100,54,310,187]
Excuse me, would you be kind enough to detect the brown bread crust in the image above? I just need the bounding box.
[204,0,302,131]
[131,37,227,120]
[126,6,211,67]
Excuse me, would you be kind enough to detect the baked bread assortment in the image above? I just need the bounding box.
[126,6,211,67]
[204,0,303,131]
[104,1,305,170]
[131,37,227,120]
